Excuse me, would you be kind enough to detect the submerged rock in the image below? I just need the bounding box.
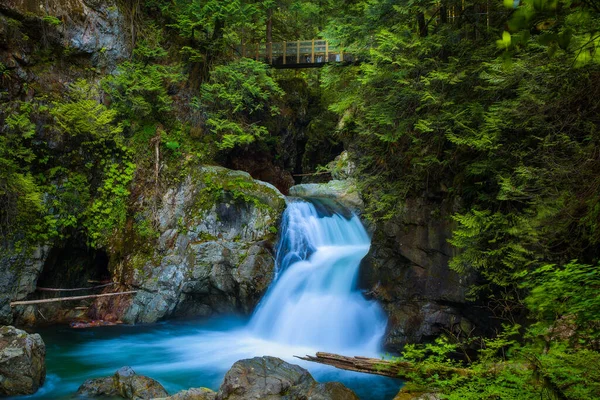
[76,366,168,399]
[217,356,358,400]
[91,166,286,324]
[0,325,46,396]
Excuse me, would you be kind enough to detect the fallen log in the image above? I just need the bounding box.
[36,282,116,292]
[10,291,137,307]
[295,352,474,380]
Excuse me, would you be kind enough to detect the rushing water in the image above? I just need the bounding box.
[15,198,401,399]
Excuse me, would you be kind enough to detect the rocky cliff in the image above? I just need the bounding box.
[360,196,475,351]
[90,166,286,324]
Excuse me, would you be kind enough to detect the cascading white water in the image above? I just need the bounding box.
[26,197,397,400]
[249,198,387,352]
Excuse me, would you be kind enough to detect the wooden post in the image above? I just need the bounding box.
[297,41,300,64]
[283,41,287,65]
[340,46,344,62]
[325,41,329,62]
[311,39,315,63]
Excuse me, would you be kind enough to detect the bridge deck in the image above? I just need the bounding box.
[237,40,352,68]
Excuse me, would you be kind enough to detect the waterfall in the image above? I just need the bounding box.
[249,198,387,352]
[26,197,398,400]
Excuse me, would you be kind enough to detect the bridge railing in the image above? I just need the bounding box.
[236,40,351,66]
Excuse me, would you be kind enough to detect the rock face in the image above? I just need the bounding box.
[0,325,46,396]
[217,356,358,400]
[0,245,50,325]
[0,0,129,69]
[359,197,474,351]
[92,166,286,324]
[76,366,168,399]
[0,246,50,304]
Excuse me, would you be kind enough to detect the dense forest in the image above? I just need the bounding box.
[1,0,600,398]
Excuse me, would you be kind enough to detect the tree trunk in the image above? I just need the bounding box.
[417,12,428,37]
[266,7,273,61]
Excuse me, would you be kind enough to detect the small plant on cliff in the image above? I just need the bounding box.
[42,15,62,26]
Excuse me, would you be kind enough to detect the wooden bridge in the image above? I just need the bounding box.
[236,40,352,68]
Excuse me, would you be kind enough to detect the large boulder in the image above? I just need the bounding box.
[216,356,358,400]
[359,197,475,351]
[91,166,286,324]
[289,180,363,215]
[76,366,168,399]
[0,325,46,396]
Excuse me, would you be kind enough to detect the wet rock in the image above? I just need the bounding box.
[0,325,46,396]
[217,356,358,400]
[76,366,168,399]
[157,387,216,400]
[92,166,286,324]
[289,180,363,215]
[359,197,475,351]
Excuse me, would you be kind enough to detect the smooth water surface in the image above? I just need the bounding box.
[17,199,401,399]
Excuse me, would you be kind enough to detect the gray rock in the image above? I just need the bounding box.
[0,245,50,302]
[0,325,46,396]
[156,387,216,400]
[76,366,168,399]
[327,151,356,180]
[0,295,12,325]
[1,0,129,67]
[216,356,358,400]
[97,166,286,324]
[289,180,363,214]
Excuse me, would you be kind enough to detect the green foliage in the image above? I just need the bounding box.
[86,161,135,247]
[101,62,182,125]
[525,261,600,343]
[199,58,284,150]
[51,80,124,151]
[0,102,44,245]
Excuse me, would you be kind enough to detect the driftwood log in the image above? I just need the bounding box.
[36,282,116,292]
[295,352,474,380]
[10,291,137,306]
